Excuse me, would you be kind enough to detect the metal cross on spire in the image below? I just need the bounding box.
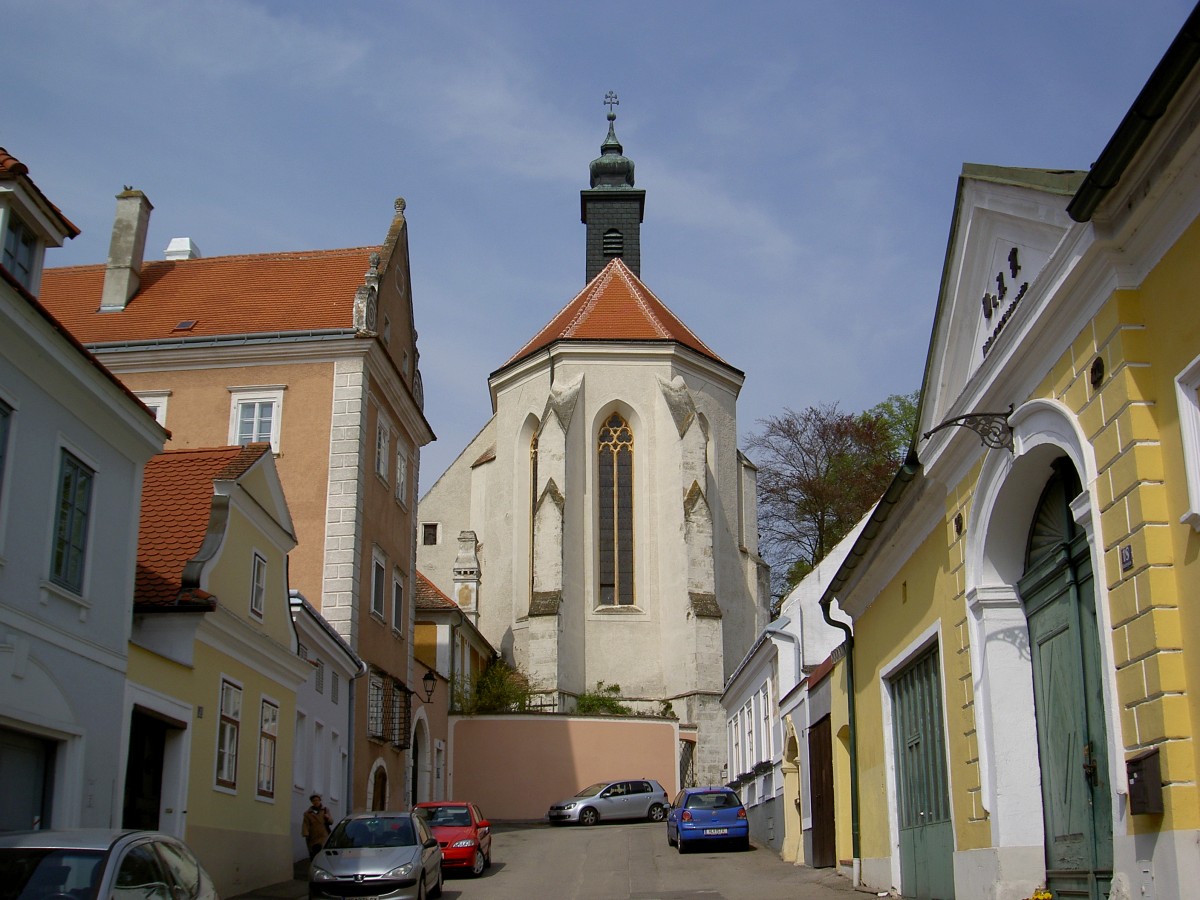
[604,91,619,116]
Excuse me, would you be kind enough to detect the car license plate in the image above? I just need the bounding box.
[703,828,728,835]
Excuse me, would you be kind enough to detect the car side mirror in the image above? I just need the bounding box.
[478,820,490,829]
[424,837,439,849]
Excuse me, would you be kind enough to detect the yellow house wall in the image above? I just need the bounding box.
[414,622,436,670]
[184,638,297,894]
[852,217,1200,864]
[205,483,296,647]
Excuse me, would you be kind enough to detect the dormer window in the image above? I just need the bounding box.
[3,214,37,290]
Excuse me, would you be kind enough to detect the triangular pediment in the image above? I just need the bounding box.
[919,165,1085,439]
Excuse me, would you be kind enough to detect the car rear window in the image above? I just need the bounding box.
[416,807,471,827]
[685,791,740,810]
[0,848,104,900]
[328,817,416,849]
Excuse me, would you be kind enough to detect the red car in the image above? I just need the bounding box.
[413,801,493,877]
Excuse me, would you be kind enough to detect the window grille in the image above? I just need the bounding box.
[602,228,623,257]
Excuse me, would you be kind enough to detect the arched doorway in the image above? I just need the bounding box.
[371,766,388,811]
[410,715,431,805]
[1017,458,1113,900]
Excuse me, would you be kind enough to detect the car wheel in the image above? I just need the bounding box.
[471,848,486,877]
[430,861,443,897]
[648,803,666,822]
[484,846,492,869]
[416,875,427,900]
[739,836,751,852]
[677,837,688,854]
[580,807,599,826]
[666,829,676,847]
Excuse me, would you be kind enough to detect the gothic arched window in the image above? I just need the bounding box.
[598,412,634,605]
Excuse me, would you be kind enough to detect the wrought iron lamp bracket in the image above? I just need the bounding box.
[922,405,1014,453]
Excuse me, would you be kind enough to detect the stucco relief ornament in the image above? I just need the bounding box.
[353,253,381,335]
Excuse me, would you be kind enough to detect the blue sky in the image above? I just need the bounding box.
[6,0,1195,487]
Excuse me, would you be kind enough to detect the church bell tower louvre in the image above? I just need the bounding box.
[582,91,646,282]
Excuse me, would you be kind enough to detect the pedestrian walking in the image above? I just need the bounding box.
[302,793,334,860]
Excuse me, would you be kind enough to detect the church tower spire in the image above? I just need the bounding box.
[581,92,646,282]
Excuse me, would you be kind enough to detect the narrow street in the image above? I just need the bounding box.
[431,822,856,900]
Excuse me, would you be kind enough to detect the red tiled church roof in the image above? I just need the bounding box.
[498,257,728,372]
[136,444,271,610]
[415,571,458,612]
[39,247,378,343]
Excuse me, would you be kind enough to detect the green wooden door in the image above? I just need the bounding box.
[893,646,955,899]
[1017,461,1113,900]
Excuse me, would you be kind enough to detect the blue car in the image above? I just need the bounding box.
[665,787,750,853]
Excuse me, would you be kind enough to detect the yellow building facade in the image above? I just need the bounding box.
[824,11,1200,899]
[125,446,311,896]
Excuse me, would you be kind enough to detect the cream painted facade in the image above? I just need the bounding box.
[127,450,311,896]
[825,18,1200,900]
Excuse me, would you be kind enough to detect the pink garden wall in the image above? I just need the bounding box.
[447,715,682,820]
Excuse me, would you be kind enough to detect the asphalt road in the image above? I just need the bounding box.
[432,821,860,900]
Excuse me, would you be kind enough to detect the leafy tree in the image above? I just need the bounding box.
[574,681,632,716]
[748,392,917,601]
[454,658,533,714]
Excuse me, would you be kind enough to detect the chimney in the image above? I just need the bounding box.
[164,237,201,260]
[100,188,153,311]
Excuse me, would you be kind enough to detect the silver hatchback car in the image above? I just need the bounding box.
[310,811,442,900]
[0,828,219,899]
[547,779,670,826]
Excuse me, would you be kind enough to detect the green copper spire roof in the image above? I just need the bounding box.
[589,92,635,188]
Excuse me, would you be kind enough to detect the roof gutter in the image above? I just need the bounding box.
[1068,2,1200,222]
[816,453,921,870]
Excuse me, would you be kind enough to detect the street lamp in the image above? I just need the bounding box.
[421,669,436,703]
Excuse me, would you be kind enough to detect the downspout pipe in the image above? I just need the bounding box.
[817,454,921,872]
[764,616,802,689]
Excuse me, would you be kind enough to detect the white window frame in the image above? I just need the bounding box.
[250,552,267,619]
[228,386,285,453]
[395,437,410,506]
[392,568,405,634]
[50,447,95,596]
[375,417,391,481]
[1175,352,1200,530]
[216,678,243,790]
[371,548,387,619]
[257,697,279,799]
[134,390,171,428]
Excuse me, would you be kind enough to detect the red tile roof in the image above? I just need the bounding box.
[0,147,80,237]
[498,257,728,372]
[39,247,378,343]
[415,571,458,612]
[136,444,270,610]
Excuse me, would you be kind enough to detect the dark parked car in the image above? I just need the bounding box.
[0,828,219,899]
[666,786,750,852]
[309,812,442,900]
[547,779,670,825]
[412,801,492,877]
